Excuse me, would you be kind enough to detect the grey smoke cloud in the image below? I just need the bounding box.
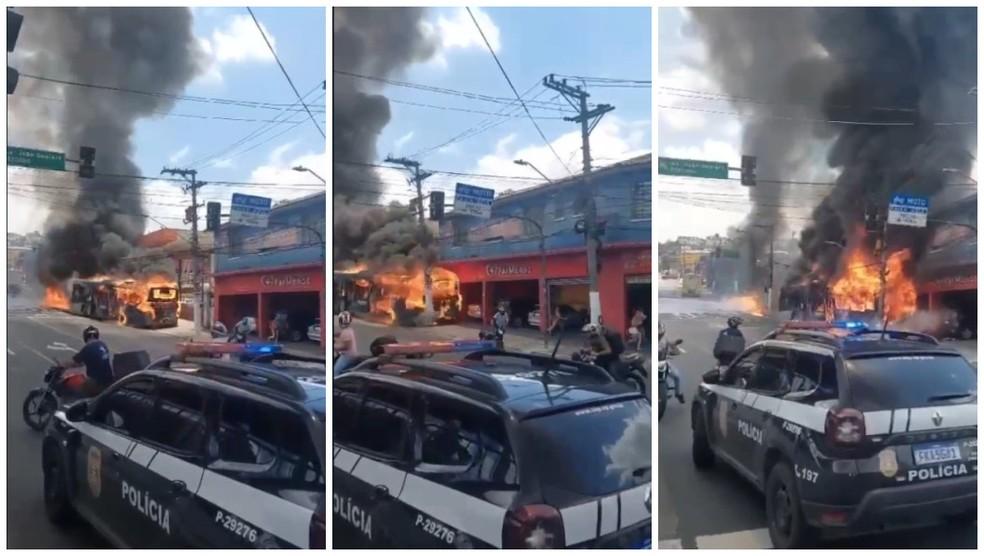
[332,7,439,270]
[688,7,977,285]
[9,7,203,284]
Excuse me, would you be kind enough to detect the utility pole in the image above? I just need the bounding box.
[386,156,435,323]
[543,74,614,325]
[162,167,206,333]
[877,209,889,326]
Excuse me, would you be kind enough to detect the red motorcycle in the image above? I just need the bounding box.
[22,363,88,431]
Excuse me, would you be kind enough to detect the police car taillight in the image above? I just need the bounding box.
[310,511,325,549]
[502,504,565,548]
[825,408,865,445]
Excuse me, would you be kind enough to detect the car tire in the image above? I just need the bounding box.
[626,373,647,398]
[657,381,667,420]
[765,462,817,549]
[691,410,715,469]
[43,448,75,525]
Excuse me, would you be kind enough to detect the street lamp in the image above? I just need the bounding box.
[513,159,553,183]
[942,167,978,185]
[292,165,326,185]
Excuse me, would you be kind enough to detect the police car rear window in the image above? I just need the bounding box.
[520,399,650,501]
[845,354,977,412]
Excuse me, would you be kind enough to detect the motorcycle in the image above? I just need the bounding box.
[657,338,684,421]
[479,328,505,350]
[572,347,649,398]
[22,363,87,431]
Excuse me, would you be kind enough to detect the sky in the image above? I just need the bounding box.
[364,7,652,202]
[7,7,327,234]
[657,7,752,242]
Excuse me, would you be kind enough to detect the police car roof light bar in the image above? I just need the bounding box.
[380,339,496,356]
[184,357,306,400]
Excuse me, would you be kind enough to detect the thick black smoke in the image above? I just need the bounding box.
[9,8,203,284]
[688,7,977,285]
[332,8,438,271]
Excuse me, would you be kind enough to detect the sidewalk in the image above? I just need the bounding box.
[352,318,586,357]
[157,319,326,359]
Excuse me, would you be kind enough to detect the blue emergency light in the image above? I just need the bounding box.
[243,343,282,355]
[833,320,868,330]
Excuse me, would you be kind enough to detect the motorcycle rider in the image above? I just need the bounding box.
[582,323,625,376]
[333,311,359,376]
[713,316,747,366]
[228,316,256,343]
[66,326,114,396]
[658,322,684,402]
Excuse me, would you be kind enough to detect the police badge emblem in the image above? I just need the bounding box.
[878,448,898,478]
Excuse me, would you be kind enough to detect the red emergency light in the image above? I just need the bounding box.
[381,339,496,356]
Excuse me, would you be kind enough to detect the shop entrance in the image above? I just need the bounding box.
[217,294,258,332]
[939,289,977,339]
[548,280,590,331]
[488,279,539,328]
[264,291,322,343]
[461,282,483,322]
[626,277,652,341]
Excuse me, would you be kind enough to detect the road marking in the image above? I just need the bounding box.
[7,348,14,356]
[658,539,683,549]
[677,348,686,354]
[46,342,77,352]
[695,528,771,549]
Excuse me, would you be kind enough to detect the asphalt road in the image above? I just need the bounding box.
[7,296,199,549]
[656,289,976,549]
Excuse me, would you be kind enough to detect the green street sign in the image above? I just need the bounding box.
[658,157,729,179]
[7,146,66,171]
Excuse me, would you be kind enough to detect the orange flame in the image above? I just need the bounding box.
[370,266,462,323]
[730,294,765,317]
[336,263,368,275]
[830,242,916,323]
[43,286,70,310]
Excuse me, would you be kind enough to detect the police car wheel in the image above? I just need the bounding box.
[691,411,715,469]
[43,450,75,525]
[765,462,815,548]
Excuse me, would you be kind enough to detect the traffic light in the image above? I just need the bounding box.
[741,155,757,186]
[8,9,23,95]
[79,146,95,178]
[206,202,221,231]
[429,191,445,221]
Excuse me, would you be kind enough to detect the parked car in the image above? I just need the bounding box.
[466,304,482,320]
[528,305,542,328]
[307,318,321,342]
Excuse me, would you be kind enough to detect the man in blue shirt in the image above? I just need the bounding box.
[69,326,114,395]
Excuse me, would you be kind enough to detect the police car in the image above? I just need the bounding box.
[334,340,651,548]
[691,321,977,548]
[41,342,326,548]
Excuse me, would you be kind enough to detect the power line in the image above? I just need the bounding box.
[467,7,572,176]
[246,7,324,138]
[7,166,326,189]
[658,104,976,127]
[19,73,326,112]
[659,86,922,114]
[389,97,566,119]
[554,74,651,85]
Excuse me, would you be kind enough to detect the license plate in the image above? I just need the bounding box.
[913,442,961,466]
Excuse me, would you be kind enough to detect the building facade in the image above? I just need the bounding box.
[438,154,652,336]
[916,193,976,336]
[212,192,326,346]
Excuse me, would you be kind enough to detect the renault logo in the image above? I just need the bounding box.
[644,486,651,512]
[932,411,943,427]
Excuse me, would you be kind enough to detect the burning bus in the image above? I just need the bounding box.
[47,276,179,329]
[334,265,462,326]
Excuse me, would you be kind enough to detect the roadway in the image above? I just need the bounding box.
[6,292,323,548]
[656,283,976,549]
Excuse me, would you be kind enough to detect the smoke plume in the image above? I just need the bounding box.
[688,7,977,285]
[8,8,203,284]
[332,8,439,270]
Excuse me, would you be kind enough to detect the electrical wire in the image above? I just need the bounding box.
[466,7,573,176]
[658,104,976,127]
[247,7,324,138]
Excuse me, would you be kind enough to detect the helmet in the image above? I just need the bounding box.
[337,311,352,327]
[658,321,666,339]
[369,335,398,357]
[582,323,601,335]
[83,325,100,342]
[727,316,744,328]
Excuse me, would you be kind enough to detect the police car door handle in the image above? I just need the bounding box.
[111,451,122,461]
[371,484,390,501]
[170,480,188,495]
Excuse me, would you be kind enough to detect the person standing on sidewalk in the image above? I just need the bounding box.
[491,303,509,350]
[333,311,359,375]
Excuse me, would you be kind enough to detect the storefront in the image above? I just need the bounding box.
[213,263,325,346]
[442,243,651,335]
